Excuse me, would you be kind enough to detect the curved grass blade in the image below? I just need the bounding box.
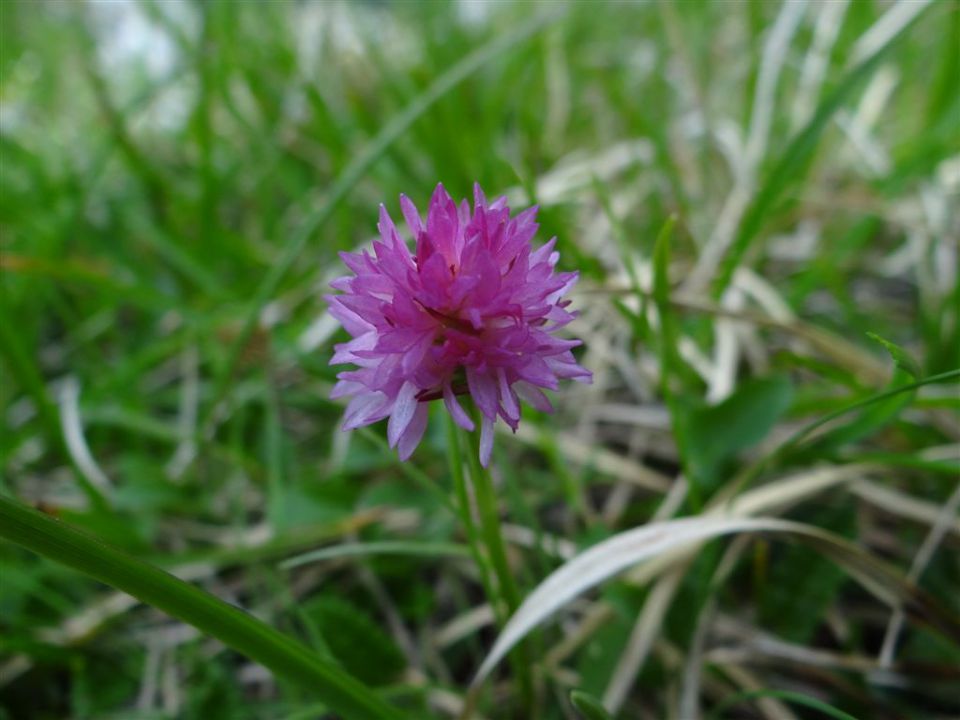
[778,369,960,456]
[0,495,409,720]
[473,516,959,685]
[729,369,960,497]
[708,689,861,720]
[281,541,469,569]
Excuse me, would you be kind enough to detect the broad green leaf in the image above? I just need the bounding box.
[683,374,794,492]
[304,596,406,687]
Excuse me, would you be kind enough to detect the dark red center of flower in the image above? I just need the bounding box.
[415,299,479,336]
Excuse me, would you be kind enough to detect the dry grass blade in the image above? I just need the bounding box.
[541,464,872,671]
[601,568,683,711]
[878,480,960,668]
[59,377,113,494]
[851,480,960,536]
[473,516,960,685]
[512,424,671,493]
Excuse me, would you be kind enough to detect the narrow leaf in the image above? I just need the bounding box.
[867,332,921,380]
[570,690,615,720]
[473,516,959,684]
[0,495,408,720]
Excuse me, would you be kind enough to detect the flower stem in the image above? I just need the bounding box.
[443,412,499,621]
[462,431,522,618]
[458,407,536,716]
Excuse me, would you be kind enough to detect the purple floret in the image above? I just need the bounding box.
[327,183,591,466]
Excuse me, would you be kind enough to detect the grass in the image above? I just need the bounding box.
[1,1,958,719]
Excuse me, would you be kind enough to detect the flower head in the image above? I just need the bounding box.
[327,183,591,466]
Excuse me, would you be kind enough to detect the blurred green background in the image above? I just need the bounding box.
[1,1,958,718]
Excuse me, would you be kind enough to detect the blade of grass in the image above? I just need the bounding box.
[712,4,930,296]
[708,689,860,720]
[0,507,387,690]
[570,690,615,720]
[0,307,60,446]
[282,541,470,569]
[358,426,457,515]
[0,317,110,510]
[473,515,960,685]
[652,215,702,509]
[728,368,960,498]
[0,494,409,720]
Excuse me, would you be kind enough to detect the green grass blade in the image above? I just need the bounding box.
[281,540,469,569]
[729,368,960,497]
[0,309,60,444]
[652,215,701,506]
[0,495,409,720]
[713,8,928,296]
[782,368,960,455]
[570,689,615,720]
[708,689,860,720]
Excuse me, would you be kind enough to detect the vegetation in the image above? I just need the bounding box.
[1,1,958,718]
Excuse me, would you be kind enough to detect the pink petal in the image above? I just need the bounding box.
[513,204,539,227]
[497,368,519,422]
[443,382,475,431]
[515,381,554,413]
[330,379,365,400]
[517,356,559,390]
[426,184,458,264]
[325,296,374,337]
[338,250,373,277]
[397,402,429,461]
[378,204,401,249]
[546,355,593,382]
[343,392,388,430]
[399,194,423,238]
[331,331,378,366]
[473,182,487,210]
[387,381,418,447]
[530,237,557,265]
[466,367,499,420]
[545,271,579,305]
[479,413,495,467]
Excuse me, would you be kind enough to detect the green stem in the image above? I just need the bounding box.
[460,409,536,716]
[0,495,407,720]
[462,428,522,618]
[443,413,500,621]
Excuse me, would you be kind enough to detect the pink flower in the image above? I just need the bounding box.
[327,183,591,466]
